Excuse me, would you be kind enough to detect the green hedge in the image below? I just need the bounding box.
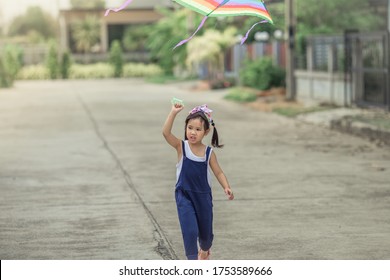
[17,65,49,80]
[17,62,163,80]
[123,63,162,77]
[70,63,114,79]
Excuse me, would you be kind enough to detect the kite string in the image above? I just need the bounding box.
[105,0,134,16]
[240,20,268,45]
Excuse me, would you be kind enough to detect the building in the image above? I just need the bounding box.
[59,0,173,53]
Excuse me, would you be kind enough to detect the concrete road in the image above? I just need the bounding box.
[0,79,389,260]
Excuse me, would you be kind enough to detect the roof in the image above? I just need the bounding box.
[106,0,173,9]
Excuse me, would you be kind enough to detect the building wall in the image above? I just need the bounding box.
[296,70,351,106]
[59,8,169,53]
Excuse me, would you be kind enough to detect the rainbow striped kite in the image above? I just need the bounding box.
[105,0,273,49]
[175,0,273,22]
[173,0,273,48]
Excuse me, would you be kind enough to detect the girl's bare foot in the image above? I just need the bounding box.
[198,249,210,260]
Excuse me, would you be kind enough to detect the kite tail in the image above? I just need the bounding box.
[240,20,269,45]
[105,0,134,16]
[173,16,208,50]
[172,0,227,49]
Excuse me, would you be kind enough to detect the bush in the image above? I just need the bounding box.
[17,64,49,80]
[16,62,164,80]
[69,63,114,79]
[123,63,163,78]
[240,58,286,90]
[60,51,72,79]
[0,45,23,87]
[46,42,59,79]
[109,40,123,78]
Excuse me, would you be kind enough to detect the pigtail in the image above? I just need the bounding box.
[211,121,224,148]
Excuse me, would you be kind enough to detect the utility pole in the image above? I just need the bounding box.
[388,0,390,33]
[285,0,296,101]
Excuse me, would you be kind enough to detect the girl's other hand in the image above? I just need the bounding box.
[225,188,234,200]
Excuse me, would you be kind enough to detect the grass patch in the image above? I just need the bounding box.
[145,75,196,84]
[273,105,337,118]
[146,75,177,84]
[224,87,258,102]
[349,114,390,130]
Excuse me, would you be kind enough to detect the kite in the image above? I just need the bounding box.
[172,0,273,48]
[104,0,273,49]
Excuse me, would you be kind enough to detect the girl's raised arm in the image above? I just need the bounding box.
[162,104,184,151]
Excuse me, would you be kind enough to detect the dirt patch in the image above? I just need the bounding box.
[246,87,304,113]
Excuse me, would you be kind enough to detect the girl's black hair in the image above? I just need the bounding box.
[184,111,224,148]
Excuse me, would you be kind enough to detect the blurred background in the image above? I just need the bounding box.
[1,1,390,261]
[0,0,389,111]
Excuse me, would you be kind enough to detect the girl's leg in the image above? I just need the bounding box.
[175,189,198,260]
[191,192,214,253]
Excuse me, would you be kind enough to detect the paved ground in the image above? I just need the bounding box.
[0,79,389,260]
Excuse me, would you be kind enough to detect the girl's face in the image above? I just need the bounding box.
[186,118,209,144]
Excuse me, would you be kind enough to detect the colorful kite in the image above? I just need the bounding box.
[173,0,273,48]
[104,0,273,49]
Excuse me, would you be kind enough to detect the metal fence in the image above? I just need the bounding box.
[300,32,390,110]
[345,31,390,110]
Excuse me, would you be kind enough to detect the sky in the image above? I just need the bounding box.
[0,0,132,25]
[0,0,70,26]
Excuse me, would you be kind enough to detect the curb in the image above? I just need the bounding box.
[330,118,390,146]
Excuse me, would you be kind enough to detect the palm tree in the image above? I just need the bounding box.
[186,27,237,80]
[71,16,101,53]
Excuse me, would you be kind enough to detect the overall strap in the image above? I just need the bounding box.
[205,146,212,163]
[181,140,186,158]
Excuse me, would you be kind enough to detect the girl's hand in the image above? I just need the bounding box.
[171,103,184,114]
[224,188,234,200]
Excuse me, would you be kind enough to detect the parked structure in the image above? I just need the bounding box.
[225,40,286,79]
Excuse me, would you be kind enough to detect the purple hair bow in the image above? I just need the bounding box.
[189,104,213,123]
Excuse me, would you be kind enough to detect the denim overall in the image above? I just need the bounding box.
[175,141,213,260]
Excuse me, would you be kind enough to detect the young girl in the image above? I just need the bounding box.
[162,102,234,260]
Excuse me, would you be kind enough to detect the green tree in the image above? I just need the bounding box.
[296,0,384,35]
[71,16,101,53]
[70,0,105,8]
[146,8,189,74]
[7,6,58,40]
[147,8,224,74]
[238,2,286,44]
[0,45,22,88]
[122,25,151,52]
[109,40,123,78]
